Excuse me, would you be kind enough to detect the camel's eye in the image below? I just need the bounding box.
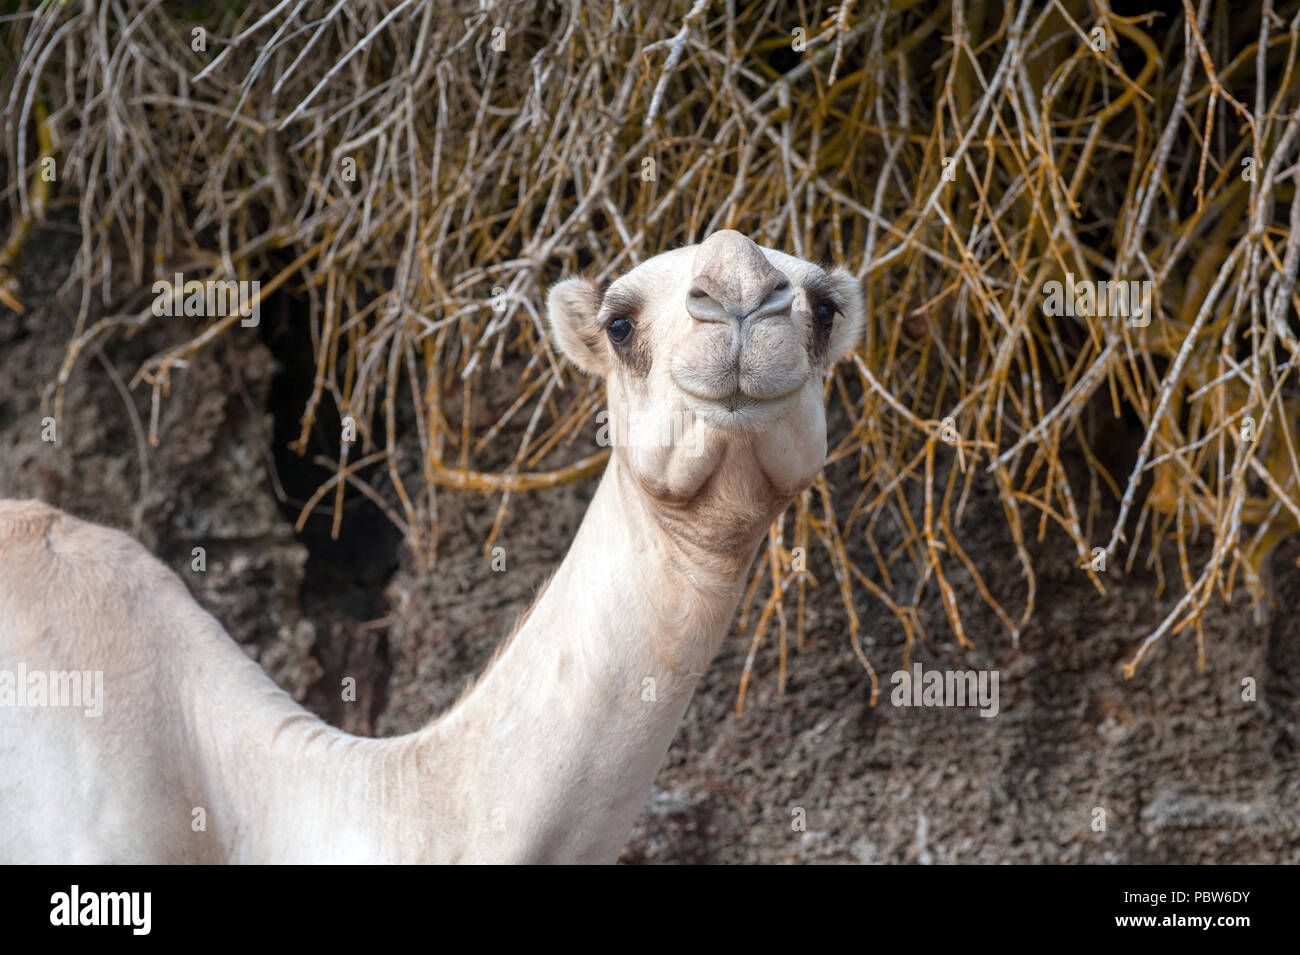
[812,300,837,326]
[607,316,635,345]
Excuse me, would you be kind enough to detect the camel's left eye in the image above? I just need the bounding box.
[813,301,837,326]
[607,317,634,344]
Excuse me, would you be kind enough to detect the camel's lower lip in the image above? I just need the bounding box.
[718,391,760,412]
[676,385,803,429]
[672,376,804,409]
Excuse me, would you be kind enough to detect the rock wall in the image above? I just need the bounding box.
[3,221,1296,863]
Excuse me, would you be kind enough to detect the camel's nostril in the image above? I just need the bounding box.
[686,280,733,324]
[686,270,794,324]
[739,271,794,323]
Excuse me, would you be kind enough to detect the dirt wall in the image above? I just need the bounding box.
[3,222,1297,863]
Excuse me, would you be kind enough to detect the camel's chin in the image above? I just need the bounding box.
[679,388,803,434]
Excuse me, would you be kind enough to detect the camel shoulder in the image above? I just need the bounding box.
[0,498,153,568]
[0,498,62,543]
[0,499,191,656]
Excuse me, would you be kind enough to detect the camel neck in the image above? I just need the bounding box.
[412,455,755,861]
[212,457,757,862]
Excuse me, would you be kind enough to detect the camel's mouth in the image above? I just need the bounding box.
[668,318,812,427]
[671,364,807,406]
[674,382,805,432]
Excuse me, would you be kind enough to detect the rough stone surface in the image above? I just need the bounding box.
[3,221,1297,863]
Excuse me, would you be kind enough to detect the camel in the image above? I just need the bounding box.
[0,230,865,863]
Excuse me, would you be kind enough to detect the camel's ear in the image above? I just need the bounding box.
[547,277,607,377]
[825,266,866,363]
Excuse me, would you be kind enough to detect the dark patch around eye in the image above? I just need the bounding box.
[600,287,651,378]
[601,287,642,321]
[803,272,841,363]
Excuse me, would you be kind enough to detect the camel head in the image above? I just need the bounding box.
[547,230,864,569]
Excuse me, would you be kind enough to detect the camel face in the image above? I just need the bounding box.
[548,230,864,518]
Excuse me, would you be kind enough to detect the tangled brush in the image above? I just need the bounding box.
[3,0,1299,709]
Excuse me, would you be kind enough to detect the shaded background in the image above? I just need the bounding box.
[2,0,1299,860]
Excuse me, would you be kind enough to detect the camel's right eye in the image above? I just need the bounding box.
[607,317,634,345]
[812,300,837,326]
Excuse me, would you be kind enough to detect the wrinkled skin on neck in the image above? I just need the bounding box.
[610,384,830,582]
